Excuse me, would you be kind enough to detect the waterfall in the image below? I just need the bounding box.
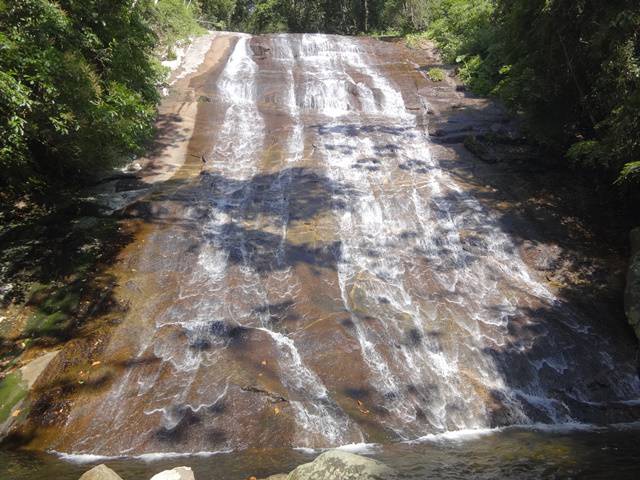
[55,33,640,457]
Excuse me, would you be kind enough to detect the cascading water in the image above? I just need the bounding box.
[51,33,640,458]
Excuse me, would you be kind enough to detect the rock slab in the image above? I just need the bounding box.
[150,466,196,480]
[287,450,397,480]
[79,464,124,480]
[625,227,640,340]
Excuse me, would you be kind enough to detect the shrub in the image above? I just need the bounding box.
[0,0,201,198]
[428,68,446,82]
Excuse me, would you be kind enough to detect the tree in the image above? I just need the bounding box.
[0,0,162,195]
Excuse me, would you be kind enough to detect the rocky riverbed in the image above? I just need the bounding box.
[79,451,397,480]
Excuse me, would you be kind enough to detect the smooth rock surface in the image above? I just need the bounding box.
[625,227,640,340]
[150,466,195,480]
[79,464,123,480]
[287,451,397,480]
[19,32,640,456]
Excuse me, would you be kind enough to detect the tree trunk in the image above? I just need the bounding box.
[363,0,369,32]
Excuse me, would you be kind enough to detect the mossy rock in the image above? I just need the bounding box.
[0,371,27,423]
[25,284,81,338]
[26,311,73,337]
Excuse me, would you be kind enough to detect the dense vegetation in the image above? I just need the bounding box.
[414,0,640,188]
[1,0,638,200]
[0,0,203,199]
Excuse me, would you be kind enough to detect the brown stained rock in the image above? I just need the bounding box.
[79,464,124,480]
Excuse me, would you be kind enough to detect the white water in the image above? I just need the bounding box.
[289,34,639,436]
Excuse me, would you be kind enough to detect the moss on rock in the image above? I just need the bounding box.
[0,371,27,423]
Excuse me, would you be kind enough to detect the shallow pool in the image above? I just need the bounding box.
[2,424,640,479]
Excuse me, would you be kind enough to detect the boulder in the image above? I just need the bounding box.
[79,464,124,480]
[625,227,640,340]
[150,466,195,480]
[287,450,397,480]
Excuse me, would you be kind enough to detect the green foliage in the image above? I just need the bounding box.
[382,0,435,32]
[199,0,238,29]
[248,0,288,33]
[228,0,391,34]
[619,162,640,184]
[493,0,639,185]
[427,67,445,82]
[425,0,495,62]
[416,0,639,188]
[147,0,205,46]
[0,0,166,196]
[405,31,430,49]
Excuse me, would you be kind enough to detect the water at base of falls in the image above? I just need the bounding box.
[46,32,640,457]
[4,425,640,479]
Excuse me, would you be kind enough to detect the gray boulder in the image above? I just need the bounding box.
[79,465,123,480]
[150,466,195,480]
[625,227,640,340]
[287,450,397,480]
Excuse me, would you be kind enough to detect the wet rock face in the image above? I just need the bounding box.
[287,451,397,480]
[625,228,640,340]
[79,464,123,480]
[23,32,640,456]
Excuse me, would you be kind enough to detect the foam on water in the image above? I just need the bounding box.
[55,449,233,464]
[410,421,640,445]
[299,34,639,436]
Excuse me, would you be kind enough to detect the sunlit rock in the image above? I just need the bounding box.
[79,464,124,480]
[287,451,397,480]
[149,466,195,480]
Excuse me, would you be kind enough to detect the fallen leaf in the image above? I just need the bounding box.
[91,361,101,367]
[273,407,280,415]
[11,409,21,417]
